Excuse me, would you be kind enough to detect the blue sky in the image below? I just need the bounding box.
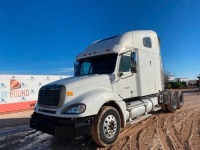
[0,0,199,79]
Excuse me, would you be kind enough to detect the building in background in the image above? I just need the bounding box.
[175,78,189,84]
[164,74,175,86]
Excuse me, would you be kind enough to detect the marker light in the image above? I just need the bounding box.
[66,91,73,96]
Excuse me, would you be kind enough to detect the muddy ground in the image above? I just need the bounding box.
[0,88,200,150]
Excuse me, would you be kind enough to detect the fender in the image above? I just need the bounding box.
[57,87,125,118]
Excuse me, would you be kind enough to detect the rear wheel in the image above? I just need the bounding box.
[92,106,121,147]
[160,91,170,111]
[166,92,177,113]
[177,91,184,109]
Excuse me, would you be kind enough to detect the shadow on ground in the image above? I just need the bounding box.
[0,118,30,128]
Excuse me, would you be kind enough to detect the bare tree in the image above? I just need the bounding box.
[164,71,171,85]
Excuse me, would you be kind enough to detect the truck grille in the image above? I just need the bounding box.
[38,85,66,107]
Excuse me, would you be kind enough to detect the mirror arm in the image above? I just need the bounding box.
[118,72,124,77]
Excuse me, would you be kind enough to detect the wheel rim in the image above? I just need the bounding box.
[103,115,117,138]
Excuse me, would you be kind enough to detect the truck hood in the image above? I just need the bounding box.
[49,74,112,91]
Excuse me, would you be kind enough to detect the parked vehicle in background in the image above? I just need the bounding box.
[30,30,184,146]
[166,78,189,89]
[166,81,187,89]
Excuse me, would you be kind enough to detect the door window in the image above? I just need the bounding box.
[119,55,131,72]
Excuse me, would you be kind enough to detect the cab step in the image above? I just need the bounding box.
[153,106,161,112]
[128,114,152,125]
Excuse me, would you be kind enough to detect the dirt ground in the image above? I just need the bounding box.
[100,89,200,150]
[0,88,200,150]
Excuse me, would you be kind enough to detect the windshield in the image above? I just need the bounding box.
[75,54,117,76]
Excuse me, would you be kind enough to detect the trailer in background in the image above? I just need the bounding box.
[0,75,69,113]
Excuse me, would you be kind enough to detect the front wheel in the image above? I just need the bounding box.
[92,106,121,147]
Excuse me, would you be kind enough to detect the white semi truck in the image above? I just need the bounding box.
[30,30,184,146]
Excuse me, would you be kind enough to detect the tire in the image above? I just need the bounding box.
[166,83,172,89]
[177,91,184,109]
[160,104,167,111]
[166,92,177,113]
[92,106,121,147]
[160,92,170,111]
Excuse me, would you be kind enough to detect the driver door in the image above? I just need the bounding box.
[117,53,136,99]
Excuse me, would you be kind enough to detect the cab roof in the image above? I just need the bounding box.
[76,30,159,60]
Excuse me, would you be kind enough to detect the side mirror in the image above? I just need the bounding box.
[131,52,137,73]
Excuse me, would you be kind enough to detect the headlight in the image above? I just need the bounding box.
[62,104,86,114]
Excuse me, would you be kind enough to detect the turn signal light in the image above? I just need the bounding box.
[66,91,73,96]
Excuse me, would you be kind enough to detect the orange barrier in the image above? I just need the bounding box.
[0,100,36,114]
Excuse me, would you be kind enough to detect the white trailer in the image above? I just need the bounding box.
[30,30,184,146]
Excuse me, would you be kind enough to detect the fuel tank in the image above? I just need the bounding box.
[125,97,158,121]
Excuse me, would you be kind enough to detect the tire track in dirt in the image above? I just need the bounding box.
[103,92,200,150]
[191,120,200,149]
[130,116,158,150]
[177,109,200,149]
[100,102,200,150]
[155,114,170,150]
[138,117,159,150]
[185,110,200,150]
[120,115,161,150]
[188,121,195,150]
[165,113,185,150]
[98,115,158,150]
[174,109,197,133]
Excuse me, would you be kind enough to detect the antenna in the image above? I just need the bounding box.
[131,24,134,50]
